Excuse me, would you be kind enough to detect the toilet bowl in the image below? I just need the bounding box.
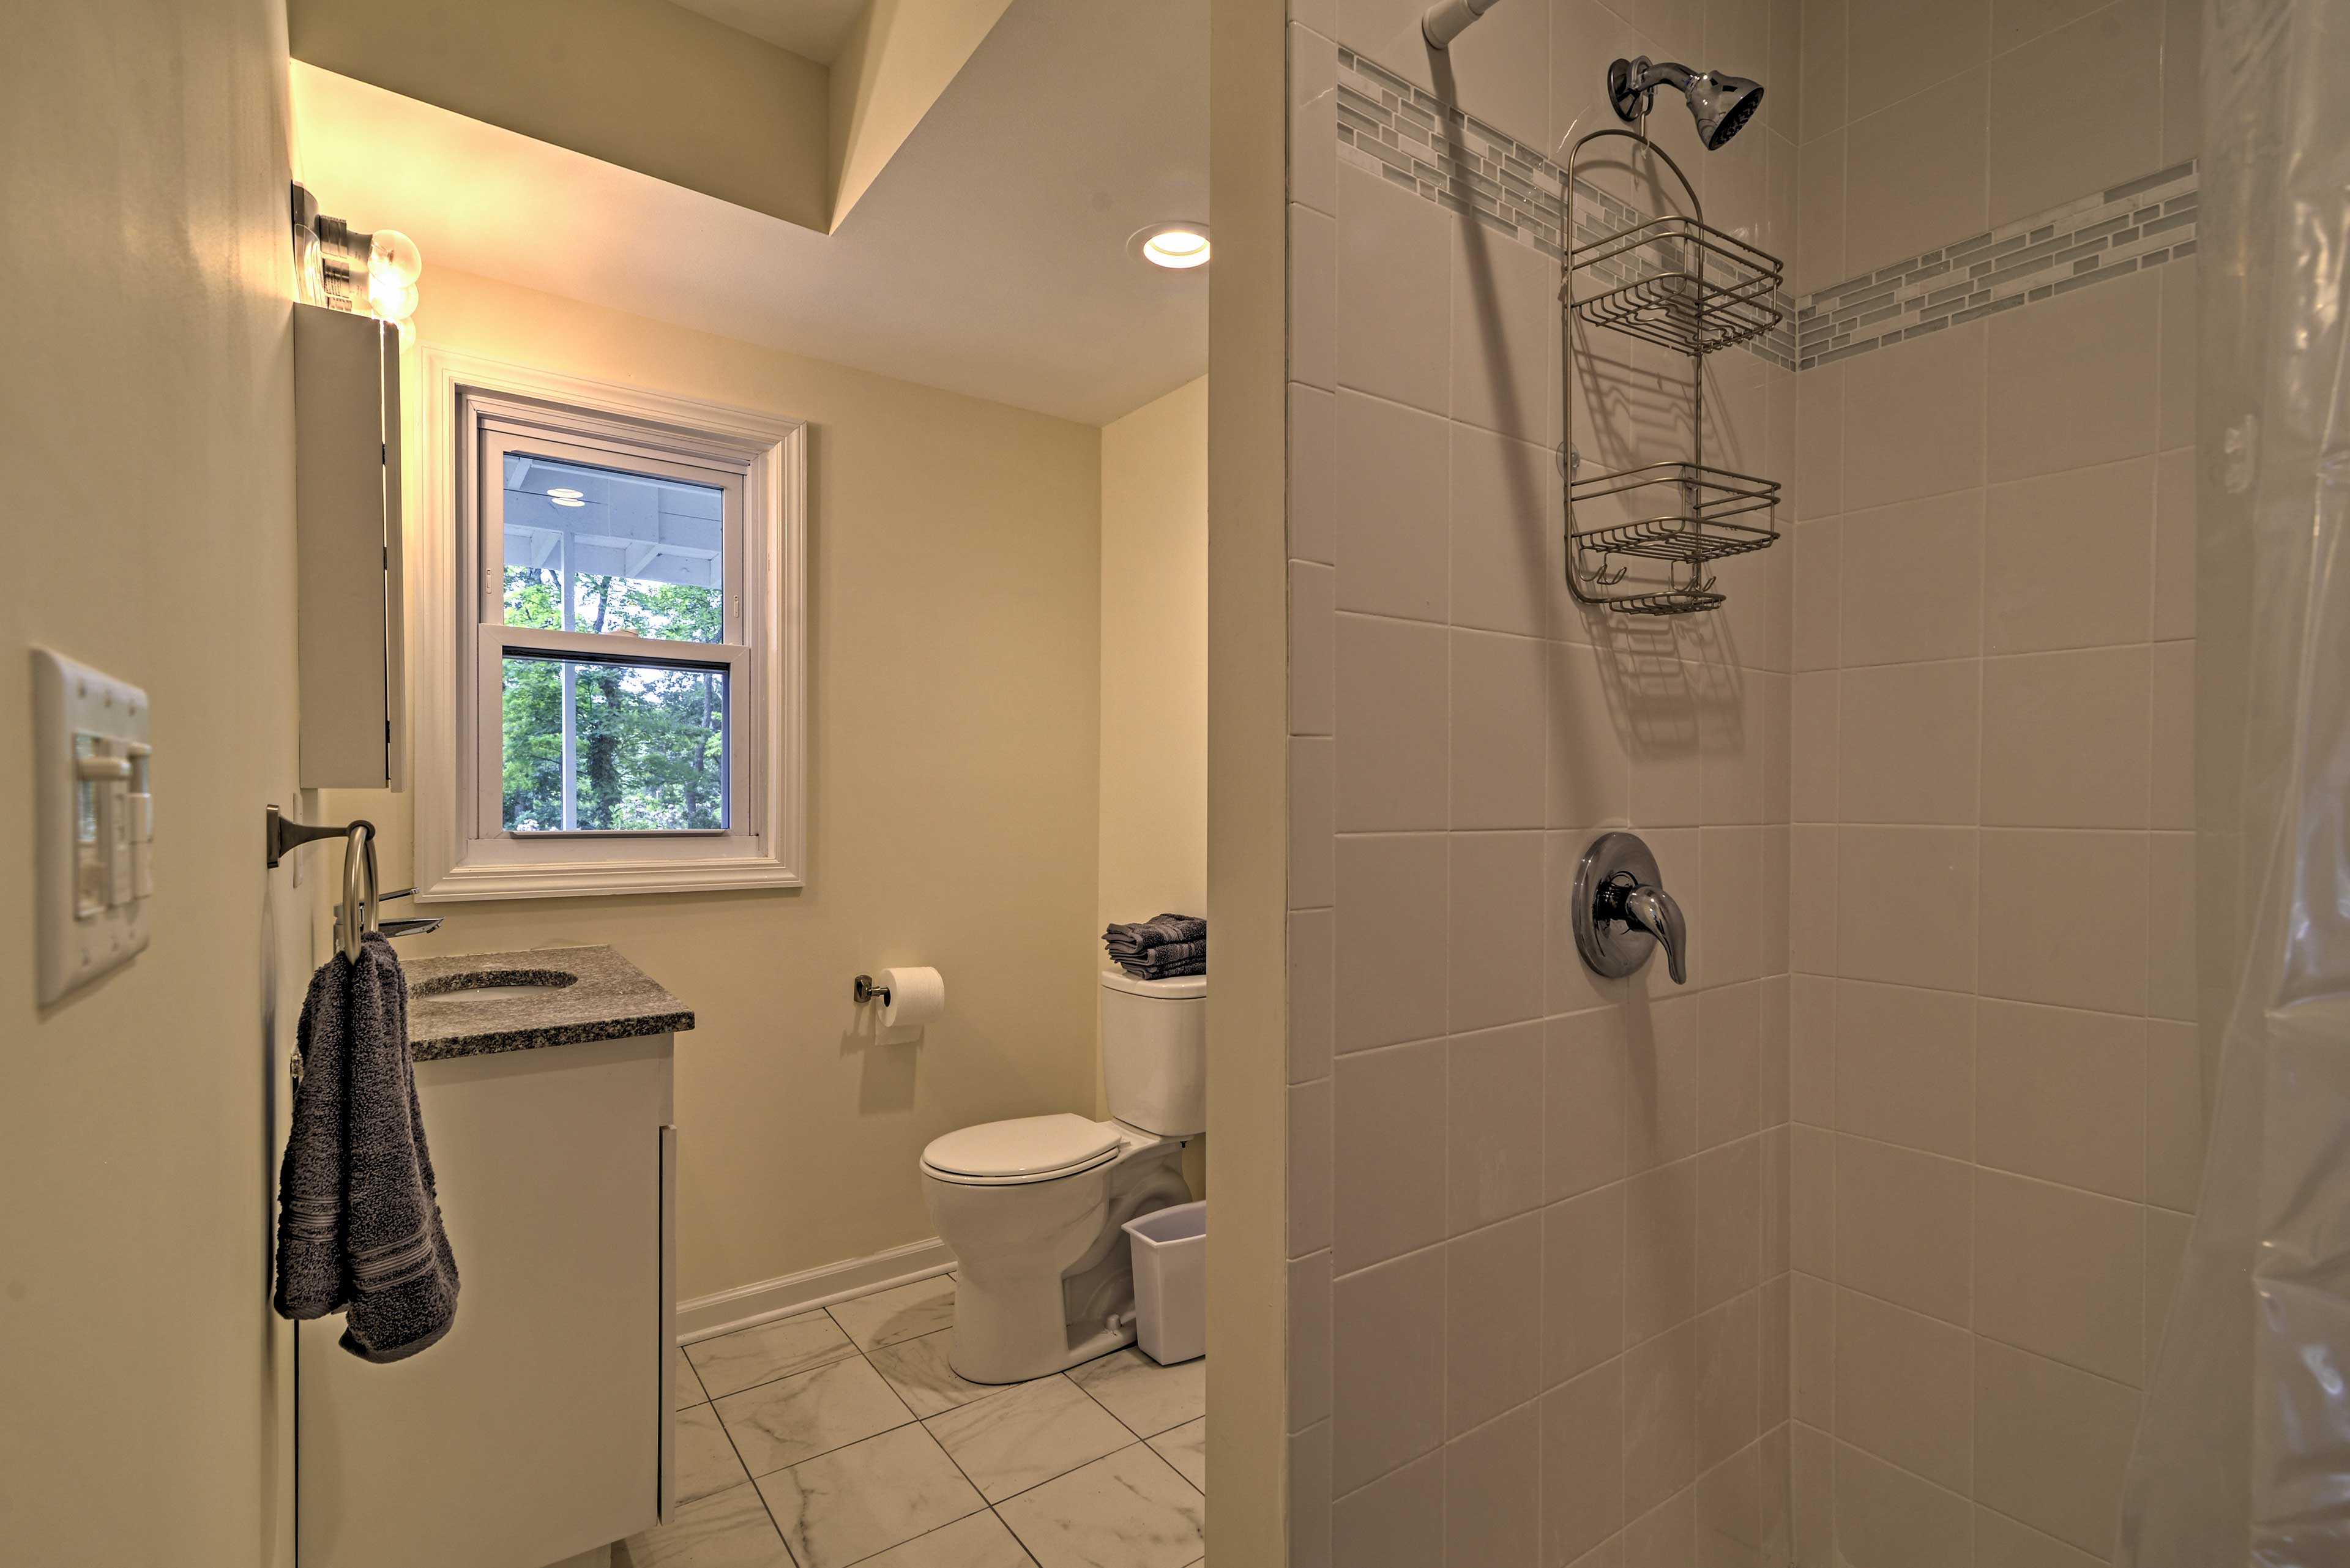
[920,970,1206,1384]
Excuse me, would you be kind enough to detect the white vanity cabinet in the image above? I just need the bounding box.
[296,947,687,1568]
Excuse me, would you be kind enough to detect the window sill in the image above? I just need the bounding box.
[416,851,804,902]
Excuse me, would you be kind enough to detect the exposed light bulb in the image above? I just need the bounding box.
[368,270,419,323]
[369,228,423,286]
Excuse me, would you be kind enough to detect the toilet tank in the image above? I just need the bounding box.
[1099,969,1207,1137]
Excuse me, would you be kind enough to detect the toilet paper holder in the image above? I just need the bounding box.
[851,973,892,1006]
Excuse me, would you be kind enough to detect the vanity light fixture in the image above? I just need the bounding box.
[290,184,425,335]
[1128,222,1211,270]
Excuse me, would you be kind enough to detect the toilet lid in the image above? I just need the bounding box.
[921,1114,1123,1183]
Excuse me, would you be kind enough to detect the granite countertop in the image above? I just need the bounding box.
[403,944,695,1061]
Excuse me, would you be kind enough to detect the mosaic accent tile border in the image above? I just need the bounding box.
[1329,45,2198,376]
[1795,161,2199,368]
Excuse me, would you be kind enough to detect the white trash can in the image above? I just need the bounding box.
[1123,1200,1207,1365]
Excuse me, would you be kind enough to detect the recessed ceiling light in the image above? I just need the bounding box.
[550,496,586,508]
[1129,222,1211,270]
[546,487,583,499]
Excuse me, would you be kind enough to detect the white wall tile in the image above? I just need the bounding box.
[1291,907,1337,1084]
[1447,1018,1546,1229]
[1450,424,1555,638]
[1292,24,1341,217]
[1452,219,1556,441]
[1444,1401,1543,1565]
[1452,630,1548,828]
[1335,1039,1449,1271]
[1335,162,1450,413]
[1292,561,1337,736]
[1332,1247,1448,1494]
[1291,1250,1336,1430]
[1335,390,1450,621]
[1290,383,1340,566]
[1337,832,1450,1051]
[1291,203,1337,390]
[1338,611,1450,829]
[1332,1449,1444,1568]
[1449,834,1546,1034]
[1292,1078,1335,1259]
[1445,1215,1545,1434]
[1291,730,1337,908]
[1978,829,2149,1014]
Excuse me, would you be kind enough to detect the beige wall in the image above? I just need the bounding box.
[289,0,834,231]
[0,2,304,1562]
[1786,1,2203,1557]
[1099,376,1210,1187]
[331,267,1106,1301]
[828,0,1019,229]
[1099,375,1210,933]
[1285,1,1798,1562]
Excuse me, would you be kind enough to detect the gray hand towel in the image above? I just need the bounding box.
[1103,913,1207,963]
[1127,939,1207,979]
[272,933,460,1362]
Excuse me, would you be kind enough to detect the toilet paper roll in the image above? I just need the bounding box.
[879,966,945,1031]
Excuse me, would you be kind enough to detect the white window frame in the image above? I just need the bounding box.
[411,347,805,900]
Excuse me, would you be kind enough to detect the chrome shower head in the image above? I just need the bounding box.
[1608,57,1766,150]
[1685,70,1764,148]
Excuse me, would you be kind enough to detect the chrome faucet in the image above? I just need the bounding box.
[1572,832,1688,984]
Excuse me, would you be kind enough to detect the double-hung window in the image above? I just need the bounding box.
[413,353,805,899]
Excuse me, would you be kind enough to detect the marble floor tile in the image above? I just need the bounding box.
[922,1374,1136,1503]
[1067,1348,1207,1438]
[613,1482,791,1568]
[1148,1416,1207,1494]
[997,1444,1209,1568]
[827,1275,957,1351]
[717,1354,914,1476]
[674,1403,752,1505]
[674,1345,709,1410]
[755,1424,986,1568]
[854,1509,1037,1567]
[866,1327,997,1419]
[687,1310,859,1399]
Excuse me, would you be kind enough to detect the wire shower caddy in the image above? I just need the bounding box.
[1561,125,1785,616]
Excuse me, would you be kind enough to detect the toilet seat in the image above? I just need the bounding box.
[921,1114,1124,1187]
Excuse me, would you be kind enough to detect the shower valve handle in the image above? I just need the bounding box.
[1616,883,1688,986]
[1571,831,1691,985]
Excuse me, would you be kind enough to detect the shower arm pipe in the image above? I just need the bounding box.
[1611,58,1699,118]
[1422,0,1504,50]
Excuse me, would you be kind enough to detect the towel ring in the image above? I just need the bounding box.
[262,806,381,963]
[340,823,379,963]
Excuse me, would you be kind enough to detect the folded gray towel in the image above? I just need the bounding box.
[1104,913,1207,963]
[273,933,460,1363]
[1128,941,1207,980]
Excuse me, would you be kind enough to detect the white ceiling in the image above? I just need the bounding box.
[668,0,867,62]
[291,0,1207,427]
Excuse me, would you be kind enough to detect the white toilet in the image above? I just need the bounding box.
[920,968,1204,1384]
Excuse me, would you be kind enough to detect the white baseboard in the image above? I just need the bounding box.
[676,1237,958,1343]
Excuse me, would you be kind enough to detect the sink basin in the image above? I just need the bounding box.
[414,968,580,1003]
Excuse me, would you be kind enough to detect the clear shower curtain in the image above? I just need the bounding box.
[2115,0,2350,1561]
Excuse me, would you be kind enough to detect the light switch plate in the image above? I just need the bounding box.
[33,649,151,1005]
